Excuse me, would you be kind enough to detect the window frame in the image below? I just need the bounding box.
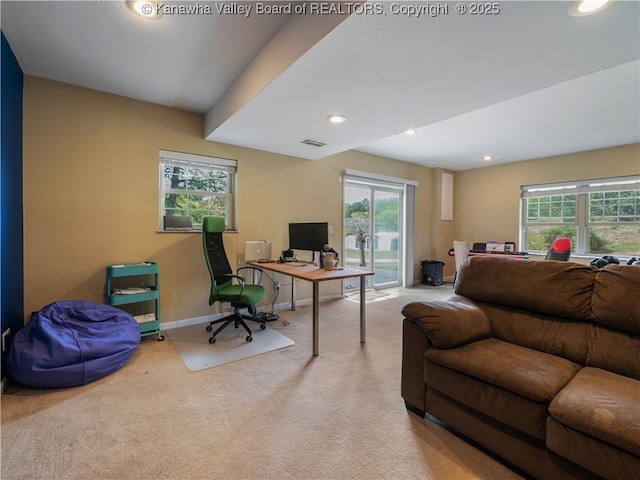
[521,175,640,257]
[158,150,238,232]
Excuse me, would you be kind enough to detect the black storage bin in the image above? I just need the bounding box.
[421,260,444,286]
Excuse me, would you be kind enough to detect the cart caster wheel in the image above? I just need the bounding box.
[260,323,266,330]
[157,335,165,341]
[246,336,253,342]
[209,336,216,344]
[206,325,212,332]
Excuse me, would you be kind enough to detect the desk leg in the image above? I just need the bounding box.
[291,277,296,311]
[360,279,366,343]
[312,282,319,356]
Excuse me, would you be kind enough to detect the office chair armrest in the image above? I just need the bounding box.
[213,274,246,297]
[237,266,263,285]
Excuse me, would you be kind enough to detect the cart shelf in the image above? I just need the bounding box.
[106,262,163,341]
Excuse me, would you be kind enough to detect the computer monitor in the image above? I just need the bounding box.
[288,222,329,253]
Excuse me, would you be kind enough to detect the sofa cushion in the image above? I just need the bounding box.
[592,265,640,335]
[549,367,640,457]
[587,324,640,381]
[402,299,489,349]
[425,338,582,403]
[425,358,549,439]
[426,386,548,478]
[547,416,640,480]
[455,257,595,322]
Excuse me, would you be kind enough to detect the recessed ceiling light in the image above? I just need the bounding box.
[327,115,347,124]
[578,0,609,13]
[127,1,162,19]
[482,155,493,161]
[568,0,610,16]
[405,129,417,135]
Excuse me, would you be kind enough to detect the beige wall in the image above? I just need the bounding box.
[454,144,640,262]
[23,76,436,324]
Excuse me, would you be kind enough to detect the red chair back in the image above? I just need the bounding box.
[550,237,572,252]
[546,237,572,261]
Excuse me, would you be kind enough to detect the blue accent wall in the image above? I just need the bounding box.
[1,31,24,376]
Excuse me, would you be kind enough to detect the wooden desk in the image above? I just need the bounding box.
[249,261,374,356]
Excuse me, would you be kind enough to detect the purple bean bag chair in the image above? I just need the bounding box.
[7,300,140,388]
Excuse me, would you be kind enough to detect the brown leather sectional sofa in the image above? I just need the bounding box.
[401,256,640,479]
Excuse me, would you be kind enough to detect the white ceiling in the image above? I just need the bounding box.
[2,1,639,171]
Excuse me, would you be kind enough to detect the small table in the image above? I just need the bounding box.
[249,261,374,356]
[448,249,530,259]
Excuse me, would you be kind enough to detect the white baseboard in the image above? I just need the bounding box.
[159,294,343,331]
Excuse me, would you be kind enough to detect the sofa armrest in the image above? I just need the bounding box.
[401,318,431,414]
[402,299,490,349]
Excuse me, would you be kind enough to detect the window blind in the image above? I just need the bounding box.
[522,175,639,197]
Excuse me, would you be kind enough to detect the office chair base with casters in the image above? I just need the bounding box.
[205,304,267,344]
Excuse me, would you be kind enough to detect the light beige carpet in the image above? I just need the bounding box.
[1,285,524,480]
[167,323,294,371]
[345,288,390,302]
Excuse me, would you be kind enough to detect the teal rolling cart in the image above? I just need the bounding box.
[106,262,164,341]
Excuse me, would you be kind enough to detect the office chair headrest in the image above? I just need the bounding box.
[202,216,226,234]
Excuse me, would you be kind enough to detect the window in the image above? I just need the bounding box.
[159,150,237,231]
[521,176,640,257]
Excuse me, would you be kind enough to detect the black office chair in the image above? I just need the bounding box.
[202,216,266,344]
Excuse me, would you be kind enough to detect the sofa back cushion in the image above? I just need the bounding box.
[592,265,640,335]
[588,265,640,379]
[455,257,595,322]
[456,258,640,376]
[587,325,640,380]
[477,303,591,365]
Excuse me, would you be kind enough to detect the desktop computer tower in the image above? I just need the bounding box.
[421,260,444,286]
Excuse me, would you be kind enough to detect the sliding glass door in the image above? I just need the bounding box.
[344,178,403,290]
[372,189,402,287]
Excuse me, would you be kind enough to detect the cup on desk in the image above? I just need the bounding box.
[324,253,335,271]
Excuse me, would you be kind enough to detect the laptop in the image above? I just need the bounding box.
[244,241,272,262]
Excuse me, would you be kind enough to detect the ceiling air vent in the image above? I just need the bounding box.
[301,139,326,147]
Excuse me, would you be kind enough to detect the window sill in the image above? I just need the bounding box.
[157,229,238,234]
